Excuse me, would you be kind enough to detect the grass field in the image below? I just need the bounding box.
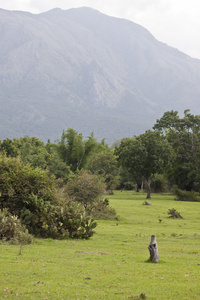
[0,191,200,299]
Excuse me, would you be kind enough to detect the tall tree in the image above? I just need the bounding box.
[115,130,173,198]
[57,128,108,172]
[154,110,200,191]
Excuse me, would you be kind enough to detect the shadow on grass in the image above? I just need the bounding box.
[144,259,166,264]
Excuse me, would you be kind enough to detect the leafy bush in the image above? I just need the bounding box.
[0,154,57,237]
[0,209,33,244]
[92,199,119,220]
[65,171,105,211]
[0,154,56,211]
[168,208,183,219]
[0,154,96,239]
[174,187,200,202]
[54,199,97,239]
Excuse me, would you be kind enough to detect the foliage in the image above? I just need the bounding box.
[45,140,73,183]
[0,154,97,239]
[57,129,100,172]
[0,138,21,157]
[0,137,50,169]
[65,171,106,211]
[0,154,57,236]
[54,199,97,239]
[174,187,200,202]
[0,208,33,244]
[0,137,73,183]
[91,198,118,220]
[0,154,56,212]
[117,167,136,190]
[115,130,173,198]
[154,110,200,191]
[167,208,183,219]
[86,150,120,191]
[151,173,169,193]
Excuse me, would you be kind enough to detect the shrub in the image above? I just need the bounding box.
[54,199,97,239]
[65,171,105,211]
[0,209,33,244]
[174,187,200,202]
[0,155,97,239]
[0,154,57,237]
[0,154,57,211]
[92,198,119,220]
[168,208,183,219]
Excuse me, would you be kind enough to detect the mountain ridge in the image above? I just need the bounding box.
[0,7,200,143]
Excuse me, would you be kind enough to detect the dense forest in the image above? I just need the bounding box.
[1,110,200,243]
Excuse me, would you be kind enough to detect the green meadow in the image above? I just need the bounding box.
[0,191,200,299]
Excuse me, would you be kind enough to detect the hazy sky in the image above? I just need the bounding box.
[0,0,199,59]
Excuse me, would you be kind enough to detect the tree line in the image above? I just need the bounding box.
[1,109,200,242]
[1,109,200,196]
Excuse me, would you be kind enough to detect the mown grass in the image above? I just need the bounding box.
[1,191,200,299]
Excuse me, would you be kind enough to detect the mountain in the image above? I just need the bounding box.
[1,7,200,144]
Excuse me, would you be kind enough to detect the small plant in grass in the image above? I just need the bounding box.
[0,208,33,244]
[168,208,183,219]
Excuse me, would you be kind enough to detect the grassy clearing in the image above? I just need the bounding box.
[1,191,200,299]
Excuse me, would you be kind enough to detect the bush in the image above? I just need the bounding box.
[0,209,33,244]
[168,208,183,219]
[0,154,57,211]
[65,171,105,211]
[174,188,200,202]
[92,198,119,220]
[54,199,97,239]
[0,154,57,236]
[0,155,98,239]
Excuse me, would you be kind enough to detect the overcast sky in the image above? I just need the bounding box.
[0,0,199,59]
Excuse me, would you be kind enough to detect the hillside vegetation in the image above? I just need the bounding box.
[1,109,200,242]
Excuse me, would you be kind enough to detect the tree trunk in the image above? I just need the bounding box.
[145,178,151,199]
[148,235,159,262]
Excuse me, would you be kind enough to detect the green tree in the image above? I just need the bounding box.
[154,110,200,191]
[115,130,173,198]
[0,138,20,157]
[57,128,108,172]
[45,140,73,183]
[0,136,50,169]
[57,129,88,171]
[86,150,120,192]
[0,136,73,183]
